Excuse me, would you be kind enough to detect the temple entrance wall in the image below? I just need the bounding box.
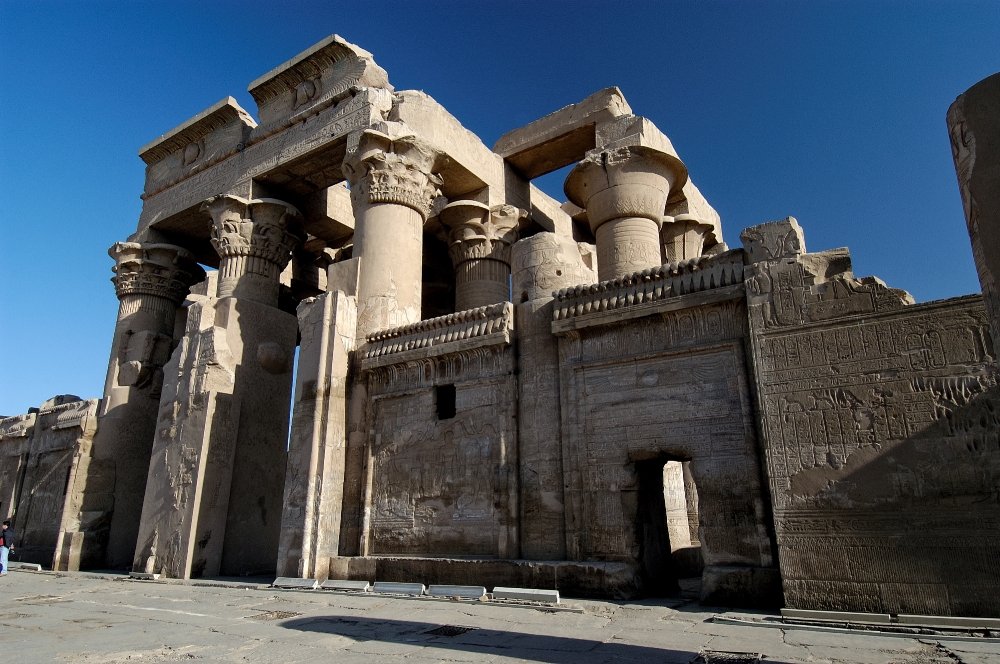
[555,294,781,606]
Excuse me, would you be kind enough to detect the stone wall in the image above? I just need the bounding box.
[360,304,518,559]
[744,219,1000,616]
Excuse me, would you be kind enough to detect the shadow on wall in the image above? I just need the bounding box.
[778,378,1000,616]
[279,615,703,663]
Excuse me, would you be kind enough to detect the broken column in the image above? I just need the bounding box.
[948,72,1000,357]
[564,145,686,281]
[133,196,301,579]
[440,202,524,311]
[90,242,204,570]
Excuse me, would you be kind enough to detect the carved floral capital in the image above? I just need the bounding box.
[202,195,302,269]
[109,242,205,305]
[342,127,443,221]
[440,202,526,267]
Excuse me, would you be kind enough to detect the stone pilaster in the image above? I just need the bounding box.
[564,145,685,281]
[440,201,525,311]
[202,195,302,307]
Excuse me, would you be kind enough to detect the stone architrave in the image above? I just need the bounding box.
[948,72,1000,359]
[133,197,300,579]
[440,201,526,311]
[564,145,687,281]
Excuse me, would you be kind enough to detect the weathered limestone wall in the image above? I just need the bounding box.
[511,232,595,560]
[744,218,1000,616]
[552,253,779,605]
[6,398,100,567]
[949,72,1000,359]
[0,413,34,524]
[359,305,517,559]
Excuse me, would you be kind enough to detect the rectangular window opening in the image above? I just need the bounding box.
[436,384,456,420]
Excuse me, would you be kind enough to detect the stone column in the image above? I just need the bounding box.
[202,195,302,306]
[93,242,204,570]
[133,195,301,579]
[564,146,685,281]
[440,202,525,311]
[338,127,442,557]
[342,127,443,338]
[948,72,1000,358]
[661,214,715,263]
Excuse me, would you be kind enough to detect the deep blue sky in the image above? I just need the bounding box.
[2,1,998,415]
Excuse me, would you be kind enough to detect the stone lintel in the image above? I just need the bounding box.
[389,91,504,200]
[137,87,392,240]
[303,183,355,243]
[139,97,257,166]
[248,34,391,138]
[494,87,632,179]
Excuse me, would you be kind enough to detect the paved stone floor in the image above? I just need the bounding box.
[0,570,997,663]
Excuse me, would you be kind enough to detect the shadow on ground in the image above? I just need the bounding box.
[281,614,732,664]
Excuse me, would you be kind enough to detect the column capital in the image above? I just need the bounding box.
[440,202,526,267]
[564,145,685,234]
[202,195,302,270]
[342,125,443,221]
[109,242,205,305]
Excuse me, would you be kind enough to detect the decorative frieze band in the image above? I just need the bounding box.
[552,249,745,321]
[364,302,513,363]
[110,242,205,306]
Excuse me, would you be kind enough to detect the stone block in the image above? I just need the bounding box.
[129,572,160,580]
[427,585,487,598]
[248,34,391,139]
[372,581,425,595]
[898,614,1000,629]
[492,587,560,603]
[781,608,891,623]
[739,217,805,263]
[273,577,319,589]
[16,563,42,572]
[302,183,354,243]
[320,579,370,592]
[494,87,632,179]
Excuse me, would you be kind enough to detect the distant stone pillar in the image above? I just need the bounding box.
[564,146,685,281]
[440,202,525,311]
[343,127,442,338]
[202,195,302,306]
[948,72,1000,359]
[92,242,204,570]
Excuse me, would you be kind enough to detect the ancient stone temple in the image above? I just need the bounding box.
[3,35,1000,616]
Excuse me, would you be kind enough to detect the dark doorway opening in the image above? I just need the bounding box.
[635,458,682,597]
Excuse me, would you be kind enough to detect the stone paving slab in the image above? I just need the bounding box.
[0,571,998,663]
